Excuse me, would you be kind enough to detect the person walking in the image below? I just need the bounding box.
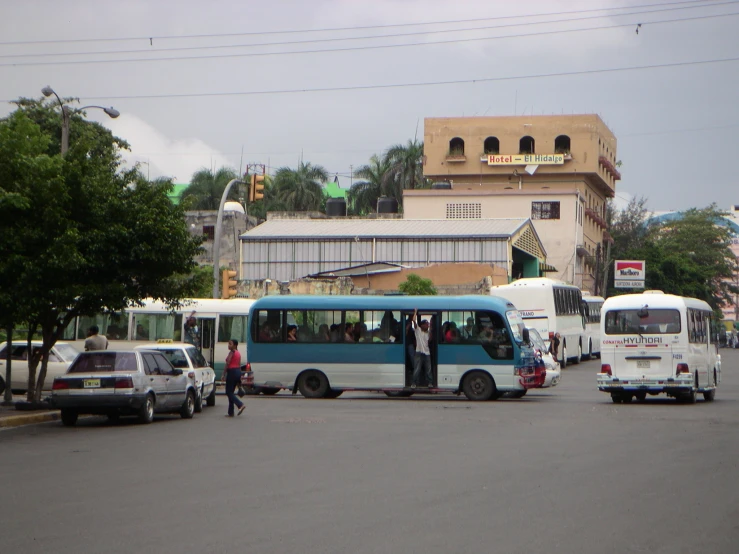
[224,339,245,417]
[411,308,433,389]
[84,325,108,351]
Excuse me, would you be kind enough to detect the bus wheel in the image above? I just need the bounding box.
[462,371,495,401]
[635,392,647,402]
[572,343,582,364]
[621,394,633,404]
[298,370,330,398]
[610,393,622,404]
[261,387,281,396]
[560,344,567,368]
[324,389,343,399]
[384,391,412,398]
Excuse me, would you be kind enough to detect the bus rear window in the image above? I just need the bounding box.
[604,309,681,335]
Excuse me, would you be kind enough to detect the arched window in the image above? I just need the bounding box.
[554,135,571,154]
[519,136,535,154]
[483,136,500,155]
[449,137,465,156]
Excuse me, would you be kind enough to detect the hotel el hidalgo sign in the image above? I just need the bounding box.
[484,154,565,165]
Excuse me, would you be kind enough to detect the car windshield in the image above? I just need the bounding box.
[154,349,191,369]
[68,352,138,373]
[186,346,208,368]
[54,343,80,362]
[505,310,525,342]
[604,309,681,335]
[527,328,547,351]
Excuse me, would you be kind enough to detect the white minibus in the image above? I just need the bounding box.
[491,278,587,366]
[597,291,721,403]
[581,293,605,359]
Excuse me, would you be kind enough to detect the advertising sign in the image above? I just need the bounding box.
[614,260,645,288]
[485,154,565,166]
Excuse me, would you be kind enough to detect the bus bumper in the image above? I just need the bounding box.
[597,375,694,393]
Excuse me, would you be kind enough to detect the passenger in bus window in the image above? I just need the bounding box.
[286,325,298,342]
[329,324,341,343]
[317,324,330,342]
[462,317,475,339]
[344,323,355,343]
[259,322,273,342]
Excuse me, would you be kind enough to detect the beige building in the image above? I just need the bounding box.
[405,114,620,292]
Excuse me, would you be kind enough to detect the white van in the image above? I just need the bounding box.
[597,291,721,403]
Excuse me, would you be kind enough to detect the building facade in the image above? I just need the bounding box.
[405,114,620,292]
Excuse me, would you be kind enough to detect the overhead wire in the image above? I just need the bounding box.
[2,0,736,60]
[0,0,718,46]
[1,10,736,68]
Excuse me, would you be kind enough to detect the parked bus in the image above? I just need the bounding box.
[62,298,255,378]
[245,295,543,401]
[597,291,721,404]
[581,292,605,359]
[490,278,586,366]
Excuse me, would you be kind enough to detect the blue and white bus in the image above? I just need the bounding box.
[245,295,542,401]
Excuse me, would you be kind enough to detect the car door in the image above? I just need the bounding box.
[3,344,31,391]
[142,353,169,411]
[155,353,188,409]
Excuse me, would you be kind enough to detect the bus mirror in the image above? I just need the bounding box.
[522,328,530,345]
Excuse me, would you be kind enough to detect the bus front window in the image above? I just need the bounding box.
[505,310,526,343]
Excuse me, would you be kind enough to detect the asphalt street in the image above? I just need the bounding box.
[1,351,737,554]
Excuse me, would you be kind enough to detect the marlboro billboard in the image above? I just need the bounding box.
[614,260,645,289]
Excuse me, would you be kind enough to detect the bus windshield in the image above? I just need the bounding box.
[604,309,681,335]
[505,310,526,342]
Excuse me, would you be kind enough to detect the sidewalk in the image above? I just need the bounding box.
[0,395,60,429]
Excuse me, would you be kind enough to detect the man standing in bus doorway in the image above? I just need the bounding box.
[184,312,201,349]
[224,339,245,417]
[411,309,433,389]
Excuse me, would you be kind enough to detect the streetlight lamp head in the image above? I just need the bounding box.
[41,86,54,97]
[104,107,120,119]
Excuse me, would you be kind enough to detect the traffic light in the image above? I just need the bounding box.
[252,174,265,201]
[221,269,238,299]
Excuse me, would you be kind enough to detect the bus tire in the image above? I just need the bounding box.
[324,389,343,399]
[635,391,647,402]
[560,343,567,368]
[384,391,412,398]
[573,343,582,364]
[584,339,593,361]
[261,387,281,396]
[610,393,622,404]
[703,389,715,402]
[621,394,633,404]
[297,370,330,399]
[462,371,495,401]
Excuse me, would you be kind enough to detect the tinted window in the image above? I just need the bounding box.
[186,346,208,367]
[604,309,681,335]
[218,315,248,343]
[253,310,285,342]
[133,313,182,342]
[68,352,138,373]
[156,348,190,368]
[153,353,175,375]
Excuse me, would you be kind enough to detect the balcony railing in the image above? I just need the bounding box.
[585,206,607,229]
[599,155,622,180]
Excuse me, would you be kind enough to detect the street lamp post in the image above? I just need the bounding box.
[212,178,245,299]
[41,86,120,157]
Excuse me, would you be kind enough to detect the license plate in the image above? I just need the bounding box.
[83,379,101,388]
[636,361,650,369]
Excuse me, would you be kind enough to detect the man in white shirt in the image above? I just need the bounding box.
[411,309,432,389]
[84,325,108,351]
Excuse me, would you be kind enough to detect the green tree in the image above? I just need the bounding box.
[398,274,437,295]
[0,99,204,403]
[273,161,328,211]
[383,139,425,197]
[180,166,240,210]
[348,154,393,215]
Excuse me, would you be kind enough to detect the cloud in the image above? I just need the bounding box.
[104,114,236,184]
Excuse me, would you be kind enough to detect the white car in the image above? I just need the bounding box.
[527,328,561,388]
[0,341,81,394]
[134,343,216,412]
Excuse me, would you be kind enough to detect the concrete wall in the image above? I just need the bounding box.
[349,263,508,290]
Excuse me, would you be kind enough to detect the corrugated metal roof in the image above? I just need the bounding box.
[240,218,529,240]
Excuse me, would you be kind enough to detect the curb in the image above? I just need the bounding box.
[0,411,60,429]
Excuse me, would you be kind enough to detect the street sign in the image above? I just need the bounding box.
[615,280,646,289]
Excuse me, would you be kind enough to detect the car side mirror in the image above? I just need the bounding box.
[172,368,183,376]
[522,328,530,345]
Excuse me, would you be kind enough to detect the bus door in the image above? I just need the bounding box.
[402,311,438,388]
[198,317,216,368]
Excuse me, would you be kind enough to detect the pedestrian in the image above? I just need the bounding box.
[411,308,433,389]
[184,313,200,348]
[224,339,245,417]
[550,332,561,362]
[84,325,108,351]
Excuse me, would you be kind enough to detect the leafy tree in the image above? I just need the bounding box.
[383,139,425,198]
[273,161,328,211]
[348,154,393,215]
[607,196,652,254]
[0,99,204,403]
[398,274,437,295]
[180,166,240,210]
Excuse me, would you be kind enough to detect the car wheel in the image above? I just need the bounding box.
[297,370,330,398]
[462,370,495,401]
[194,388,204,413]
[181,390,195,419]
[206,385,216,407]
[138,394,155,424]
[61,409,78,427]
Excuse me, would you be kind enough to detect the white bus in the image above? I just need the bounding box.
[581,293,605,359]
[596,291,721,404]
[62,298,255,378]
[491,278,587,367]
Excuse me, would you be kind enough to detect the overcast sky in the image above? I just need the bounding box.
[1,0,737,212]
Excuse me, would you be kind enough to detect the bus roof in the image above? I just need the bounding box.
[250,295,517,313]
[492,277,579,290]
[602,293,711,312]
[582,295,605,303]
[128,298,256,314]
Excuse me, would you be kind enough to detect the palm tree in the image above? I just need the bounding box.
[348,155,392,215]
[273,162,328,211]
[180,167,239,210]
[383,139,424,196]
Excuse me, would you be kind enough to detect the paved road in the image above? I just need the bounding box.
[1,352,737,554]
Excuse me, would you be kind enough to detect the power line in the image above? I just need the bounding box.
[0,0,716,47]
[2,1,735,60]
[60,56,739,102]
[2,11,734,68]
